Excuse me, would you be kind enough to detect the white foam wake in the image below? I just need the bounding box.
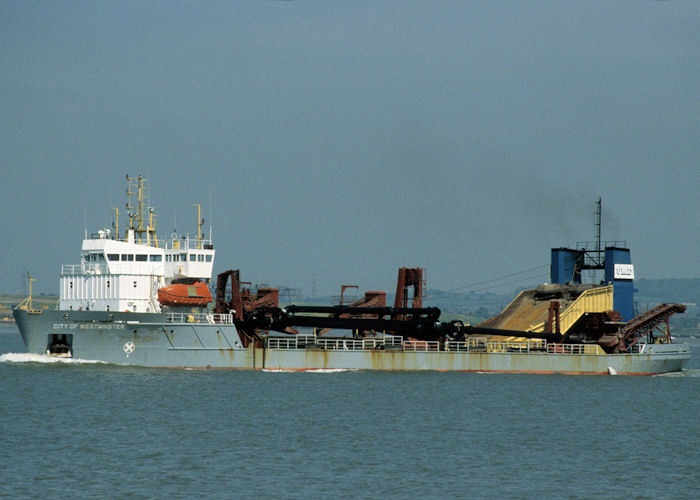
[262,368,359,373]
[654,369,700,378]
[0,352,106,364]
[305,368,359,373]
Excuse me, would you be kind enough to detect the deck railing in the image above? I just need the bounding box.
[403,340,440,352]
[165,312,234,324]
[61,263,110,275]
[264,336,576,354]
[266,335,404,351]
[157,316,605,355]
[266,338,299,350]
[546,343,600,355]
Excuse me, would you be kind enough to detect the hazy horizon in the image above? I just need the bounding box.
[2,1,698,296]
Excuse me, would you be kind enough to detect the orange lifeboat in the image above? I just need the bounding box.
[158,282,213,307]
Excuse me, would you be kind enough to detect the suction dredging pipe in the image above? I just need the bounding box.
[240,306,564,343]
[283,304,441,320]
[452,324,564,344]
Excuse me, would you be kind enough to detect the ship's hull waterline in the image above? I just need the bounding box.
[14,310,690,375]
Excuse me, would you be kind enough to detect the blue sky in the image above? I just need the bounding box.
[1,0,698,296]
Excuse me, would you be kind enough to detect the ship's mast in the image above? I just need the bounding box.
[595,196,602,256]
[149,207,159,248]
[125,175,158,246]
[194,204,204,249]
[15,273,37,312]
[26,273,35,312]
[111,207,119,240]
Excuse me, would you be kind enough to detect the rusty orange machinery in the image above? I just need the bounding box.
[212,268,425,345]
[317,289,387,335]
[213,270,280,319]
[158,281,213,307]
[213,267,688,353]
[317,267,424,334]
[214,267,571,347]
[393,267,425,318]
[213,270,283,347]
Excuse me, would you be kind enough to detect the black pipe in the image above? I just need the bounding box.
[284,305,440,319]
[245,309,440,336]
[283,316,440,334]
[454,324,562,343]
[241,306,565,343]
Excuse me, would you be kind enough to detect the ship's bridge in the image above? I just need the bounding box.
[60,229,215,313]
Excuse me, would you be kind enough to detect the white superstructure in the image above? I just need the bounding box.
[58,176,214,313]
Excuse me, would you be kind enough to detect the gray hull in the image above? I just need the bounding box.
[14,309,690,375]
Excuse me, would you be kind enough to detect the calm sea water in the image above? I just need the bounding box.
[1,324,698,499]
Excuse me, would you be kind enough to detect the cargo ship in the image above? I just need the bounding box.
[13,177,690,374]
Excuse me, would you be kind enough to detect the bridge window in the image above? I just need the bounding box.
[149,255,162,262]
[135,254,147,262]
[190,254,196,262]
[107,254,119,261]
[206,255,212,262]
[198,254,204,262]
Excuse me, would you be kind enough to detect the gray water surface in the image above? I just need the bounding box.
[1,326,698,499]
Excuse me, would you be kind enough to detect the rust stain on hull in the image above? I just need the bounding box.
[259,348,688,375]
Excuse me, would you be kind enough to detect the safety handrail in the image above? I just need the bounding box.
[546,343,601,355]
[402,340,440,352]
[165,312,233,324]
[265,336,603,355]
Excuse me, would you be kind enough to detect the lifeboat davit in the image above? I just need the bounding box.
[158,282,213,307]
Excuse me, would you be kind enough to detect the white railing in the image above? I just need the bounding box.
[267,337,300,350]
[403,340,440,352]
[62,263,110,275]
[266,334,404,351]
[546,344,599,355]
[443,339,546,353]
[486,340,546,353]
[317,339,385,351]
[445,339,489,352]
[86,232,213,251]
[296,334,317,344]
[165,312,234,324]
[265,335,600,355]
[266,335,318,350]
[61,262,167,276]
[166,237,213,250]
